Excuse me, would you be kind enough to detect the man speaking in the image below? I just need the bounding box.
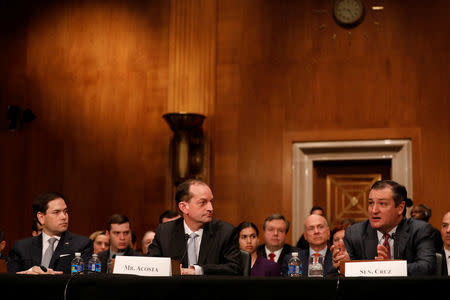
[148,179,241,275]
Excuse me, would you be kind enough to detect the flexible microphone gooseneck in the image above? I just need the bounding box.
[178,234,190,267]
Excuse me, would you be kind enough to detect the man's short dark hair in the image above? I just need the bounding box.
[32,192,66,217]
[159,210,180,224]
[370,180,408,216]
[310,206,324,215]
[106,214,131,231]
[175,179,208,206]
[263,214,290,234]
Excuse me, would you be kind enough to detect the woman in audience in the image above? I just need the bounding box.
[89,231,110,254]
[235,222,280,276]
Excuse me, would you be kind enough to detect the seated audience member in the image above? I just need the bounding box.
[282,215,333,276]
[296,207,325,249]
[8,192,93,274]
[257,214,297,266]
[149,179,241,275]
[410,204,443,251]
[440,211,450,276]
[31,218,43,237]
[141,231,155,255]
[159,210,181,223]
[0,230,6,261]
[235,222,280,276]
[98,214,140,273]
[89,231,110,254]
[331,180,436,276]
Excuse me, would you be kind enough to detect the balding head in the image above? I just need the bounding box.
[303,214,330,252]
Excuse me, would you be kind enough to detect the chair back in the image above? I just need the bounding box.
[240,250,251,276]
[435,253,443,276]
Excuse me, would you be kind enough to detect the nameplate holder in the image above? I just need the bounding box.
[113,256,172,277]
[344,260,407,277]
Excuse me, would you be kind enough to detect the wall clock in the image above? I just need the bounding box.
[333,0,365,28]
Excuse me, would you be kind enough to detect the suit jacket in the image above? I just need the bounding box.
[148,218,242,275]
[280,247,333,277]
[98,247,141,273]
[251,255,280,277]
[344,218,436,276]
[7,231,93,274]
[257,243,297,266]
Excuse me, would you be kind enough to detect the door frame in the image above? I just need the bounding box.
[282,128,421,243]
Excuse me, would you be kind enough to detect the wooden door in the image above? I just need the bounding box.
[313,160,391,227]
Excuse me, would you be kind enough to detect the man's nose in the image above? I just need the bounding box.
[206,201,213,211]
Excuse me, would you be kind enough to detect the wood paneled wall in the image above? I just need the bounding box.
[0,0,449,251]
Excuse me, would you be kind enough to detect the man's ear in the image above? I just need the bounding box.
[105,231,110,237]
[178,201,188,215]
[37,212,45,226]
[398,201,406,216]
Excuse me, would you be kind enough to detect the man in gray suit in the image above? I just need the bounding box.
[148,179,241,275]
[331,180,436,276]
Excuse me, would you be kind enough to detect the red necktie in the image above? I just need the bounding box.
[383,234,391,259]
[313,252,320,264]
[268,252,275,262]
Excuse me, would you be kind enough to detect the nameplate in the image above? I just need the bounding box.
[113,256,172,277]
[344,260,407,277]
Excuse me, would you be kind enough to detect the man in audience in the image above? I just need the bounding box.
[331,180,436,276]
[282,214,333,276]
[98,214,140,272]
[159,210,181,223]
[148,179,241,275]
[296,206,325,249]
[440,211,450,276]
[0,230,6,261]
[410,203,443,250]
[257,214,297,266]
[141,230,155,255]
[7,192,93,274]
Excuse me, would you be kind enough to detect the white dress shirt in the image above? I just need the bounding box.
[444,248,450,276]
[265,246,283,263]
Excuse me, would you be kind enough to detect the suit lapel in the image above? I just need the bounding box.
[50,232,70,268]
[172,219,188,267]
[363,224,379,259]
[31,235,43,266]
[198,222,213,265]
[394,218,408,259]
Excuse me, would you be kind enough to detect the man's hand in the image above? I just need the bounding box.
[330,240,350,269]
[180,265,196,275]
[375,244,389,260]
[16,266,63,275]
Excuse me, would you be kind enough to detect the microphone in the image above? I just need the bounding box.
[391,233,400,259]
[179,234,190,267]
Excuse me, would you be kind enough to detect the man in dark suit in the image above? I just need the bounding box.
[98,214,140,273]
[331,180,436,276]
[0,230,7,261]
[7,192,93,274]
[257,214,297,267]
[440,211,450,276]
[148,179,241,275]
[281,214,333,276]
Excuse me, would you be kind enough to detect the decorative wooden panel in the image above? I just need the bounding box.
[326,174,381,226]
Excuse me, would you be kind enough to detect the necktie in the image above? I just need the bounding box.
[42,237,57,268]
[187,233,198,266]
[313,252,320,264]
[268,252,275,262]
[383,234,391,259]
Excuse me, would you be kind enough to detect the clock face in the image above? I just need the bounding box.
[333,0,365,27]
